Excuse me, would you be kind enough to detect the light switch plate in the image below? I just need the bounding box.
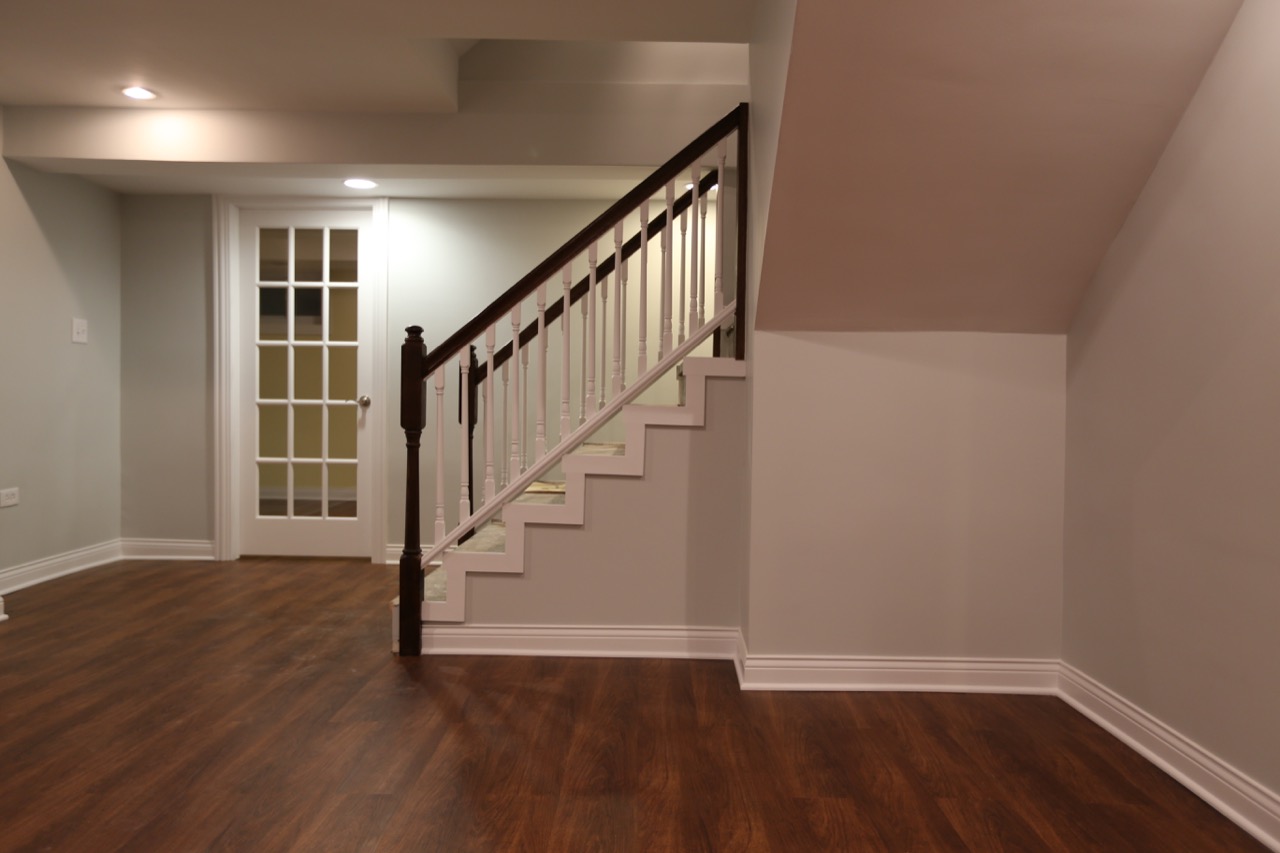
[72,318,89,344]
[0,488,18,508]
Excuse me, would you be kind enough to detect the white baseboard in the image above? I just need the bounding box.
[739,652,1060,693]
[385,544,402,565]
[1059,664,1280,852]
[0,595,8,622]
[0,540,122,595]
[119,538,215,561]
[0,537,217,599]
[419,623,741,660]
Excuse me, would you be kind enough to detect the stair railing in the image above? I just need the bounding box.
[398,103,748,655]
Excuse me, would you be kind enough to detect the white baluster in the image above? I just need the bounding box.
[536,284,548,459]
[560,267,572,444]
[690,162,701,332]
[521,342,530,472]
[433,368,445,543]
[579,297,587,425]
[586,243,598,416]
[639,201,650,376]
[678,206,688,346]
[458,353,471,524]
[699,191,709,329]
[509,305,521,482]
[619,246,628,392]
[661,182,675,359]
[612,222,623,397]
[715,142,727,316]
[599,253,609,410]
[500,360,509,487]
[483,326,496,502]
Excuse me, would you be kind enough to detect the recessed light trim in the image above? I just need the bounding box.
[343,178,378,190]
[122,86,157,100]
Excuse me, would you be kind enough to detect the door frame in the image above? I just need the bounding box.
[213,196,389,562]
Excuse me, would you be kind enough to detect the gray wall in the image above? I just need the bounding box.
[746,331,1066,658]
[0,135,122,573]
[1065,0,1280,793]
[467,375,747,627]
[120,195,213,541]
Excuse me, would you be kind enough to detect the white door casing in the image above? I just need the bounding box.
[214,199,388,561]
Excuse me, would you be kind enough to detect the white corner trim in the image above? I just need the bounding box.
[0,595,8,622]
[0,540,123,595]
[420,624,741,660]
[119,539,216,561]
[1059,663,1280,852]
[738,652,1060,693]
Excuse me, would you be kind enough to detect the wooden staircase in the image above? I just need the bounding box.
[393,357,745,647]
[394,104,748,655]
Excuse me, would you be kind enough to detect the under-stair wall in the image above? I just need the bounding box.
[424,372,748,648]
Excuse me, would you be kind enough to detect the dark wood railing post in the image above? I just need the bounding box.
[735,102,750,360]
[456,345,479,545]
[398,326,427,656]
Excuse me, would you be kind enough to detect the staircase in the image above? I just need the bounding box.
[393,104,749,655]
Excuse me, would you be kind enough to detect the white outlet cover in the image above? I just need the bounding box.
[72,318,88,344]
[0,488,18,508]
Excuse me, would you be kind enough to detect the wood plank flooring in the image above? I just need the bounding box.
[0,558,1266,852]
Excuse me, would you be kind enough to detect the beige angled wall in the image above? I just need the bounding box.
[0,130,122,577]
[120,195,213,542]
[747,331,1065,658]
[1065,0,1280,794]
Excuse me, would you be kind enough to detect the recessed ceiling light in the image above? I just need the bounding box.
[122,86,157,100]
[344,178,378,190]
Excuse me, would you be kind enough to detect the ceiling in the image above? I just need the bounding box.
[0,0,751,196]
[1,0,1253,332]
[754,0,1244,333]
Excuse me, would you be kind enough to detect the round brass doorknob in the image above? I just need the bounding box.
[357,395,371,408]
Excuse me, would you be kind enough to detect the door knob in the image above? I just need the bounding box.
[357,395,372,408]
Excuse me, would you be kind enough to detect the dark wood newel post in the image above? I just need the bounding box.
[734,101,750,361]
[398,326,427,656]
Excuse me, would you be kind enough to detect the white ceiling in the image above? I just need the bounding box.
[0,0,751,196]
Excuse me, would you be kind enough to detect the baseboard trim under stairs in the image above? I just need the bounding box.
[419,356,748,624]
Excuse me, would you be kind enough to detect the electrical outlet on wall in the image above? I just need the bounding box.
[72,318,89,344]
[0,488,18,508]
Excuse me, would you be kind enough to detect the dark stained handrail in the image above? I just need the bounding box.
[421,104,746,378]
[473,168,721,385]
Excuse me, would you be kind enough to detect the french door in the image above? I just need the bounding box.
[237,208,377,557]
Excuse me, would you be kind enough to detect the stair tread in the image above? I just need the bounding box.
[573,441,625,457]
[424,566,447,602]
[454,521,507,553]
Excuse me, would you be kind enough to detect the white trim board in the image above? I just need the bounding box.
[0,540,122,595]
[119,539,216,561]
[0,538,218,597]
[739,653,1060,694]
[419,624,741,660]
[1060,664,1280,852]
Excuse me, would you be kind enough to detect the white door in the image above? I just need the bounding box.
[238,208,376,557]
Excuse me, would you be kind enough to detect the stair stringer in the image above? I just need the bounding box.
[422,356,747,623]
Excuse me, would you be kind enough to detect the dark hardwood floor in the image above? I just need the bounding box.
[0,558,1266,852]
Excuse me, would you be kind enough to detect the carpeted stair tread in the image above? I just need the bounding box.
[454,521,507,553]
[424,565,447,602]
[572,441,625,457]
